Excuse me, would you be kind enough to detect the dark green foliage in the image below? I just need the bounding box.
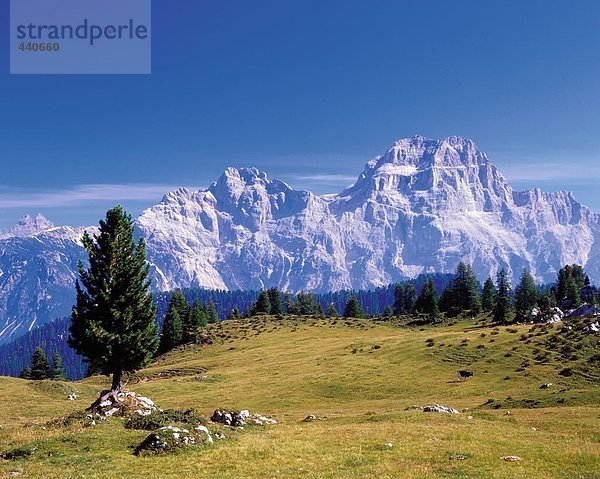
[19,366,32,379]
[251,290,272,315]
[228,305,243,320]
[168,291,191,342]
[514,269,538,320]
[565,277,581,308]
[343,295,364,318]
[159,308,183,355]
[481,277,497,312]
[289,292,323,315]
[442,262,481,313]
[493,268,512,324]
[52,352,65,380]
[556,264,587,305]
[0,317,86,380]
[393,284,417,314]
[267,287,284,315]
[383,305,393,317]
[326,302,339,317]
[69,205,159,391]
[186,300,207,342]
[206,299,219,323]
[414,278,439,320]
[26,347,52,380]
[159,291,192,353]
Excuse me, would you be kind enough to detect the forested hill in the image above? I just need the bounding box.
[0,273,454,380]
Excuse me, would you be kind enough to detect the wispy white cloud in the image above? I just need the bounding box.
[0,184,202,209]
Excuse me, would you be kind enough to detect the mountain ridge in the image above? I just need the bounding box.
[1,135,599,342]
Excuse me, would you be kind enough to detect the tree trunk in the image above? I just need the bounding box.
[111,367,122,392]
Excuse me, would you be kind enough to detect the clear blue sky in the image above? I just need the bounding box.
[1,0,599,229]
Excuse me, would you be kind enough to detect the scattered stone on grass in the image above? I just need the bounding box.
[540,383,552,389]
[91,391,158,418]
[423,405,460,414]
[134,425,212,456]
[449,452,471,461]
[210,409,276,428]
[502,455,523,462]
[303,414,326,422]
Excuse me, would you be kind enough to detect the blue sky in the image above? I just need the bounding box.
[1,0,599,229]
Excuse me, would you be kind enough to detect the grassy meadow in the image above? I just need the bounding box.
[1,314,599,478]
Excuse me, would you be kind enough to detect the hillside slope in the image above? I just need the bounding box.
[1,316,598,478]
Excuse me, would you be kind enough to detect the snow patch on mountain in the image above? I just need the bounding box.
[2,135,600,344]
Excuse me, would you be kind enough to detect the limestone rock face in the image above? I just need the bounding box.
[3,135,600,344]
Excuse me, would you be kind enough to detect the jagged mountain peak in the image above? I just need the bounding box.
[3,135,600,345]
[3,213,55,237]
[340,135,504,205]
[368,135,486,171]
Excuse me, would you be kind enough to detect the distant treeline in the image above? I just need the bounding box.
[0,273,453,380]
[3,266,595,381]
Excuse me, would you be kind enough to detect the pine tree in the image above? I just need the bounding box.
[514,269,537,321]
[404,285,417,313]
[159,306,184,354]
[206,299,219,323]
[169,290,190,329]
[326,302,339,317]
[393,284,405,315]
[267,287,283,315]
[481,277,497,312]
[29,347,52,380]
[289,292,322,315]
[393,283,417,314]
[52,352,65,380]
[228,305,242,320]
[184,300,207,343]
[251,290,271,315]
[415,278,439,320]
[343,295,364,318]
[19,366,32,379]
[493,268,512,324]
[383,305,393,318]
[69,206,158,393]
[448,262,481,313]
[565,276,581,308]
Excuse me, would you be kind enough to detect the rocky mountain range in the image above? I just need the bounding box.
[2,135,599,343]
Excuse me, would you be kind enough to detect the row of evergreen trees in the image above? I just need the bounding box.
[391,262,594,324]
[158,291,221,354]
[20,347,65,380]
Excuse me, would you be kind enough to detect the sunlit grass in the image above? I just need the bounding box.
[1,315,599,478]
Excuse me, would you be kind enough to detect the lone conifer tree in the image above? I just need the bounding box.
[343,295,364,318]
[69,206,158,394]
[493,268,512,324]
[251,290,271,315]
[514,269,537,321]
[415,278,439,320]
[267,287,283,315]
[52,352,66,380]
[481,277,497,312]
[159,306,183,354]
[23,347,52,380]
[206,299,219,323]
[326,302,339,317]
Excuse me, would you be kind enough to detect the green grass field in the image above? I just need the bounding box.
[1,315,599,478]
